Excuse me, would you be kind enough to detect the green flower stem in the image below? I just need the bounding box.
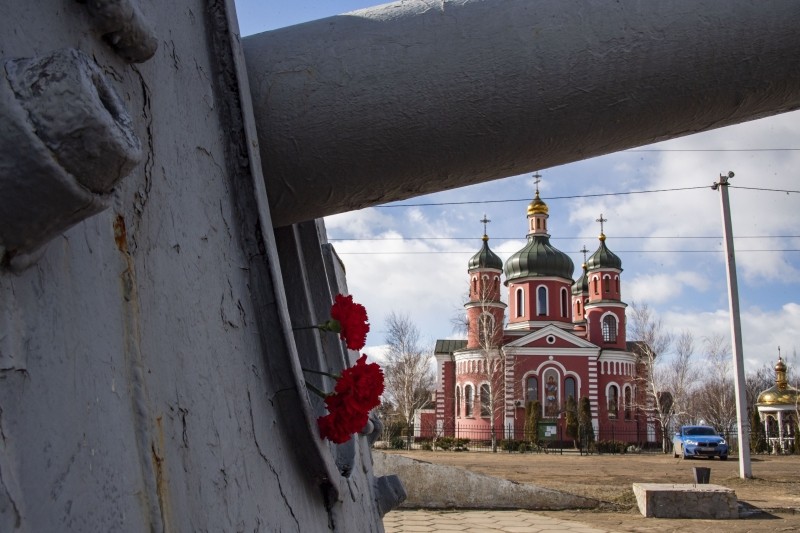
[301,367,340,380]
[304,381,329,399]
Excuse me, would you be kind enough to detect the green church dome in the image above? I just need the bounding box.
[468,236,503,271]
[586,235,622,271]
[572,264,589,295]
[504,235,574,281]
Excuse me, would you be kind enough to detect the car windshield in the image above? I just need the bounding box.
[686,427,716,436]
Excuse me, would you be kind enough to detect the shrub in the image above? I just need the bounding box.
[436,436,454,451]
[390,436,406,450]
[596,440,627,454]
[453,438,470,451]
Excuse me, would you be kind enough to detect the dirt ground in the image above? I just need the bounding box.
[384,450,800,532]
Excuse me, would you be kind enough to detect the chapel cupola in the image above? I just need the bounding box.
[586,214,623,303]
[584,214,626,348]
[465,216,506,348]
[504,174,574,328]
[504,175,574,283]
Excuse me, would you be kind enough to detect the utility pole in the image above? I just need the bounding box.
[712,172,752,479]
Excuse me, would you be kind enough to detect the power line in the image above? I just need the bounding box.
[624,148,800,152]
[329,235,800,242]
[335,249,800,255]
[375,184,799,208]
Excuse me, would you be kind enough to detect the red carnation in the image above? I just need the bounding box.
[316,354,384,444]
[326,294,370,351]
[334,355,384,411]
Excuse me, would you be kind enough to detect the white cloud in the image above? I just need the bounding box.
[627,271,710,304]
[660,303,800,370]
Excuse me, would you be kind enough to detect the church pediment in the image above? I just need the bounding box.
[504,324,597,349]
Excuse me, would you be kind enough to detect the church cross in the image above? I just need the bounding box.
[480,214,491,237]
[580,245,589,263]
[596,214,607,234]
[532,171,542,192]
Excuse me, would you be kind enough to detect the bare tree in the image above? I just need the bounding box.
[471,275,508,452]
[628,301,674,453]
[745,363,775,409]
[665,330,698,427]
[382,312,436,425]
[449,289,470,337]
[693,335,737,434]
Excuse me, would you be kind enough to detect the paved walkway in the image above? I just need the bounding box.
[383,510,617,533]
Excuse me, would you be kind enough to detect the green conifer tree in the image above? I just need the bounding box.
[524,400,542,446]
[578,396,595,451]
[565,396,579,448]
[750,410,767,454]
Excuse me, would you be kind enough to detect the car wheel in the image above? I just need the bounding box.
[720,455,728,461]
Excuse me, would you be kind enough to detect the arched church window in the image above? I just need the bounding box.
[515,288,524,317]
[480,384,491,417]
[526,376,538,402]
[602,314,617,342]
[624,386,632,420]
[560,288,569,318]
[603,275,610,292]
[615,276,620,293]
[543,369,559,417]
[565,377,576,402]
[456,386,461,417]
[593,277,599,295]
[608,385,619,418]
[537,286,547,316]
[472,277,478,295]
[465,385,474,417]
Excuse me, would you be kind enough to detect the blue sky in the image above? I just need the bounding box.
[234,1,800,371]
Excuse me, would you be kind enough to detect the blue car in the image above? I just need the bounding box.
[673,425,729,460]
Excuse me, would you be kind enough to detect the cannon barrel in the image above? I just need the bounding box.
[243,0,800,227]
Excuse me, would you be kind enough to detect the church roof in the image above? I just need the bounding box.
[572,264,589,295]
[434,339,468,354]
[504,234,574,281]
[586,235,622,271]
[468,236,503,271]
[757,356,799,407]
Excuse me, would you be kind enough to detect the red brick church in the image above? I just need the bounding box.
[428,180,654,447]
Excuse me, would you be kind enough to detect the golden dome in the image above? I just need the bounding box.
[527,190,549,216]
[757,356,799,406]
[757,385,799,406]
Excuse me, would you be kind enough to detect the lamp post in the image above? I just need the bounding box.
[711,172,752,479]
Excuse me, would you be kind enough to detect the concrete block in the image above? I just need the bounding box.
[632,483,738,519]
[374,452,597,510]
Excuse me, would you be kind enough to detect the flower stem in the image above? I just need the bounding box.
[301,367,339,380]
[304,381,329,399]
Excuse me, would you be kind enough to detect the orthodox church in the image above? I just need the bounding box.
[430,179,652,445]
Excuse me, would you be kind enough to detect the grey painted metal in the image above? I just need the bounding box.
[244,0,800,227]
[0,0,388,531]
[713,173,752,479]
[79,0,158,63]
[0,48,141,268]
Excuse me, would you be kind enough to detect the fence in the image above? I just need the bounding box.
[374,423,666,455]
